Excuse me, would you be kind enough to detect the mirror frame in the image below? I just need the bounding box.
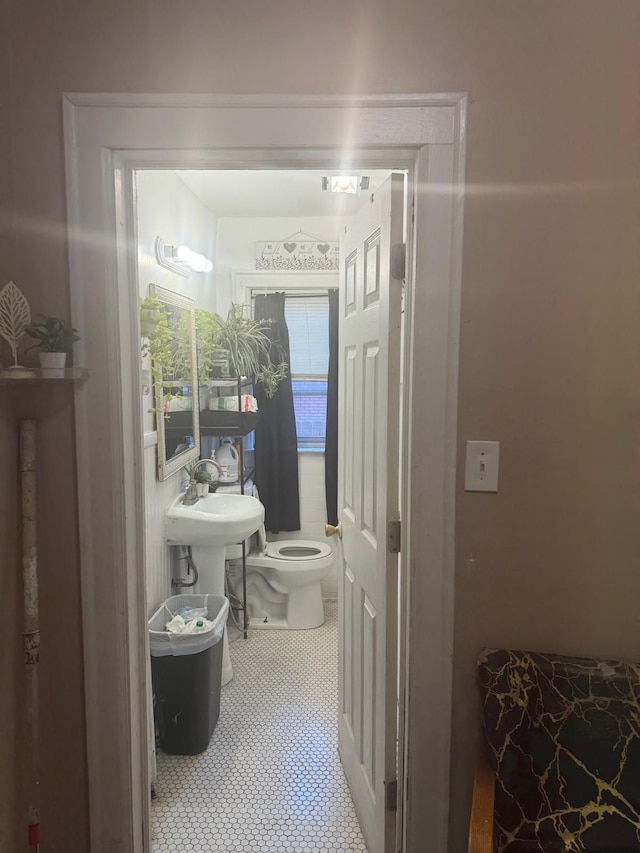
[151,284,201,480]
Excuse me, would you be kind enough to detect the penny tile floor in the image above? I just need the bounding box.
[151,601,367,852]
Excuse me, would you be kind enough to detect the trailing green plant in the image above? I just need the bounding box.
[209,303,286,396]
[139,294,177,415]
[169,309,197,386]
[25,315,80,353]
[255,359,288,399]
[139,293,165,338]
[193,308,223,383]
[141,299,288,411]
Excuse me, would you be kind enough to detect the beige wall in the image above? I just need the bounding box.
[1,2,638,851]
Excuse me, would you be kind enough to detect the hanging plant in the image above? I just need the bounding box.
[193,308,223,383]
[255,360,288,399]
[169,310,197,387]
[139,293,166,338]
[139,294,176,415]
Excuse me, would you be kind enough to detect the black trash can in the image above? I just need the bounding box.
[149,593,229,755]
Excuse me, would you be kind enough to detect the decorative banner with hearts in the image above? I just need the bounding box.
[255,237,339,270]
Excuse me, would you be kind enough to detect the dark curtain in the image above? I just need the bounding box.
[325,289,339,527]
[254,293,300,533]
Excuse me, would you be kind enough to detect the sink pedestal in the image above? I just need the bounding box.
[190,544,233,685]
[165,492,264,687]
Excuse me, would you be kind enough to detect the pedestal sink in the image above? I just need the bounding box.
[165,492,264,684]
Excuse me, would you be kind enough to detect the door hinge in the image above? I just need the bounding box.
[391,243,406,280]
[387,519,401,553]
[385,778,398,812]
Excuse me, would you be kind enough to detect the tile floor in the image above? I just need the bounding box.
[151,601,368,852]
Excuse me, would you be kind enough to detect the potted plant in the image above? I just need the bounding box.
[211,303,287,397]
[193,467,212,497]
[25,315,80,370]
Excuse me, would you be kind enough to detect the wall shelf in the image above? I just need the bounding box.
[0,367,89,384]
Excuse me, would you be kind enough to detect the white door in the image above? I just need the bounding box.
[337,174,404,853]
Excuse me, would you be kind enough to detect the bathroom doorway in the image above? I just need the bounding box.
[64,92,465,853]
[137,167,405,852]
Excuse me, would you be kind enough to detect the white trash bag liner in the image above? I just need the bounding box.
[149,594,229,657]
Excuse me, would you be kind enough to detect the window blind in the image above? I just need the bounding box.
[284,297,329,376]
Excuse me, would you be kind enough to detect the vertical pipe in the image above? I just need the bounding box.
[20,419,40,851]
[237,375,244,496]
[241,540,248,639]
[238,375,248,638]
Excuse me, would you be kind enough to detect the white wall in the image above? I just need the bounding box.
[216,216,347,597]
[215,216,348,313]
[137,170,218,615]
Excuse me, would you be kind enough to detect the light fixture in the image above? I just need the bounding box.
[321,175,370,195]
[155,237,213,277]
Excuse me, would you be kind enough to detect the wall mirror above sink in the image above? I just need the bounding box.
[149,284,201,481]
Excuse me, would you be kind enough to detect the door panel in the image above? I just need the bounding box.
[337,174,404,853]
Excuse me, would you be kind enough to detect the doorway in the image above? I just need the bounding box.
[138,167,402,852]
[63,93,465,853]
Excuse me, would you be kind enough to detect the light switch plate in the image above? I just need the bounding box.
[464,440,500,492]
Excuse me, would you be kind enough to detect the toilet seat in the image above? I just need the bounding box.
[254,523,332,562]
[265,539,332,561]
[230,515,333,630]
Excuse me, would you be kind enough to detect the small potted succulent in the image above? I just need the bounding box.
[25,315,81,370]
[193,467,212,497]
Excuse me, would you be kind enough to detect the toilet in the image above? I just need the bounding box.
[229,524,334,630]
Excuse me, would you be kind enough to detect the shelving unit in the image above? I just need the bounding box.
[162,376,258,637]
[206,377,258,640]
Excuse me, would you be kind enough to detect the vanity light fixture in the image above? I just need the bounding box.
[320,175,370,195]
[155,237,213,277]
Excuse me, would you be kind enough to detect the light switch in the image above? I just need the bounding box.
[464,441,500,492]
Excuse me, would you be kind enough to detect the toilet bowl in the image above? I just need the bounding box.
[230,533,334,630]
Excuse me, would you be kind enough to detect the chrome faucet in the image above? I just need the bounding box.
[183,458,222,506]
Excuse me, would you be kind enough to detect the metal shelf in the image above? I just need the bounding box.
[165,409,259,437]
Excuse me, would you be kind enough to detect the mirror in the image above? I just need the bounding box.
[151,284,201,480]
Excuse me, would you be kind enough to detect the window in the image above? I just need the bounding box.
[285,295,329,451]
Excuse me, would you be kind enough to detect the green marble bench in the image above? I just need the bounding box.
[469,649,640,853]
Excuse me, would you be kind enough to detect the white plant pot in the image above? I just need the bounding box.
[39,352,67,374]
[196,482,209,497]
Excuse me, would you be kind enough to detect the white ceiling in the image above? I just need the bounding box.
[176,169,392,218]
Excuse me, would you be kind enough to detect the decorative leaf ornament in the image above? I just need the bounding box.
[0,281,32,367]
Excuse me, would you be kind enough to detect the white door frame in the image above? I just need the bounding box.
[63,93,466,853]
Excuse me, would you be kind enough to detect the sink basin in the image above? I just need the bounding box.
[165,492,264,547]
